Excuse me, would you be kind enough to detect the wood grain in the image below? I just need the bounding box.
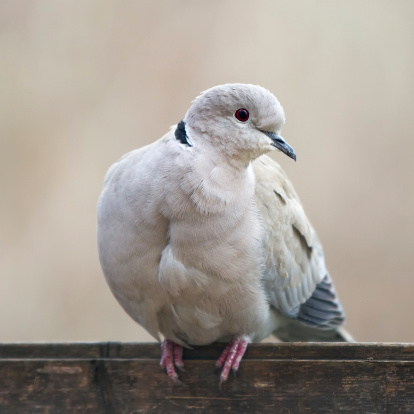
[1,342,413,413]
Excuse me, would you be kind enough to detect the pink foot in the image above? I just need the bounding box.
[216,336,250,385]
[160,339,184,382]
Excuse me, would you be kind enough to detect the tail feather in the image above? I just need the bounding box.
[274,321,354,342]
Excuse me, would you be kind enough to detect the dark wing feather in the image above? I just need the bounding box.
[297,274,345,329]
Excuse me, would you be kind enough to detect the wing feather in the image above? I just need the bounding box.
[253,155,345,329]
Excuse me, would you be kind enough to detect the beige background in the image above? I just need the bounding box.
[1,1,413,343]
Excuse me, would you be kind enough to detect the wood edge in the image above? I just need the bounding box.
[0,342,413,361]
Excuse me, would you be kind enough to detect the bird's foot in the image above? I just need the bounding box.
[215,336,250,385]
[160,339,185,383]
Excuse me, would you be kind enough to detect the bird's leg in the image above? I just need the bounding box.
[160,339,184,382]
[216,336,250,384]
[173,340,184,370]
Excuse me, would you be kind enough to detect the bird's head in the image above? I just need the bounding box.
[183,83,296,165]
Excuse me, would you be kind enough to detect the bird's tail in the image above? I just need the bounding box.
[274,321,354,342]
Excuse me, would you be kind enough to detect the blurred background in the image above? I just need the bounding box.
[1,1,413,343]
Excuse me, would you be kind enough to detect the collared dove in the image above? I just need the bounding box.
[97,83,351,384]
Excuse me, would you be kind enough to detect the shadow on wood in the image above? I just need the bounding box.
[1,342,414,413]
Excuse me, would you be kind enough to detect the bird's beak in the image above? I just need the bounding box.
[261,131,297,161]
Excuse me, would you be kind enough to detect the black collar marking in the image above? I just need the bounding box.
[175,120,192,147]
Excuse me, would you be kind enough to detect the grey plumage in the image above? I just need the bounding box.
[97,83,351,381]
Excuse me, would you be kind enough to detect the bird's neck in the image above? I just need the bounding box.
[187,123,257,172]
[188,152,256,215]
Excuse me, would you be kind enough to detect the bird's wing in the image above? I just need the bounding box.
[253,155,345,330]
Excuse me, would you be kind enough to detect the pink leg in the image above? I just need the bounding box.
[215,339,235,369]
[173,342,184,370]
[216,336,250,385]
[232,340,248,372]
[160,339,184,382]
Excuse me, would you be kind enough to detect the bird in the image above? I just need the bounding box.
[97,83,351,385]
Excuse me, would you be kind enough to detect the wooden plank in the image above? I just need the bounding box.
[0,343,413,413]
[2,342,414,360]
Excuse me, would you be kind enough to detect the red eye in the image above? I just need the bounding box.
[235,108,249,122]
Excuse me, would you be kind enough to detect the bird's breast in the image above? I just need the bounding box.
[157,212,273,345]
[162,202,265,287]
[161,156,267,283]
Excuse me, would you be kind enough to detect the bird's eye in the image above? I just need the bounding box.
[235,108,249,122]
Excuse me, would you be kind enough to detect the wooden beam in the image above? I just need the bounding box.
[1,342,414,413]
